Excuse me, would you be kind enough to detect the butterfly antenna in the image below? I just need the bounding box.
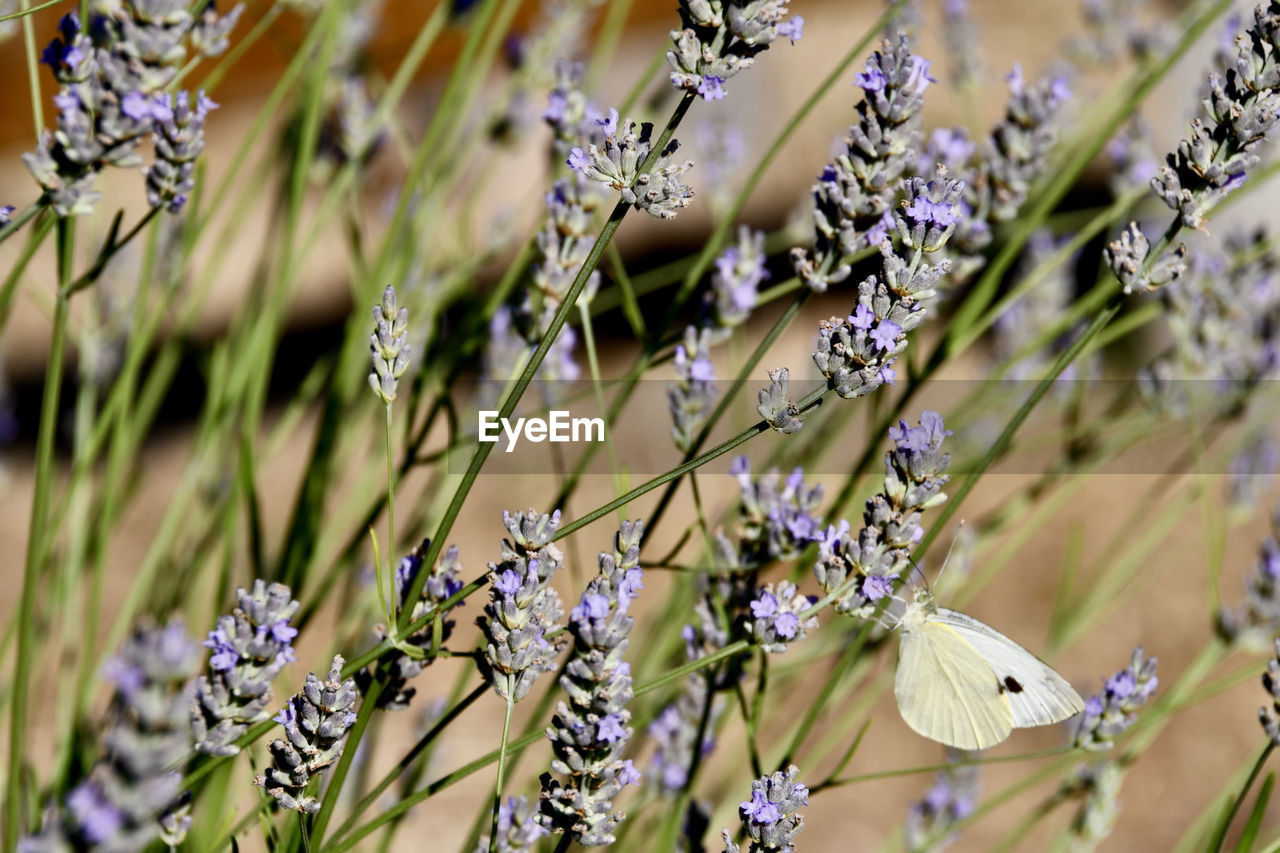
[932,520,968,589]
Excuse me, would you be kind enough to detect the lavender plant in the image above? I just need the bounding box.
[191,581,300,756]
[8,0,1280,850]
[20,622,200,853]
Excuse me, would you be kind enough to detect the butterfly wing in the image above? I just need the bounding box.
[895,618,1015,751]
[934,608,1085,728]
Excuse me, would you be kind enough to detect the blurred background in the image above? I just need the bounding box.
[3,0,1280,849]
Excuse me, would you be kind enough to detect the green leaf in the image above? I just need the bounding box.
[1235,772,1275,853]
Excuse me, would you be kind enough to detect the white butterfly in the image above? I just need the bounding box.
[893,586,1085,751]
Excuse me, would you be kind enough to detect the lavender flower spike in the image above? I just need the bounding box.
[369,284,412,404]
[1217,505,1280,649]
[477,509,568,701]
[1151,3,1280,229]
[538,521,645,845]
[254,656,360,813]
[722,765,809,852]
[811,168,960,399]
[145,90,216,213]
[791,33,933,292]
[666,0,801,102]
[568,109,694,219]
[360,540,465,709]
[1072,646,1158,751]
[191,580,300,756]
[20,621,201,853]
[669,325,719,452]
[1260,638,1280,744]
[814,411,952,617]
[904,753,979,852]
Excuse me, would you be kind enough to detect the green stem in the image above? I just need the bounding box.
[1207,740,1276,853]
[488,686,516,852]
[6,218,72,850]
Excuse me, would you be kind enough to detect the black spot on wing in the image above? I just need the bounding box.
[1002,676,1024,694]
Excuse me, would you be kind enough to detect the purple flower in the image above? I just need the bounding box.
[543,90,568,123]
[495,568,522,596]
[904,56,937,97]
[870,319,902,351]
[751,592,779,619]
[775,611,800,639]
[0,205,13,226]
[203,627,239,671]
[1049,76,1072,104]
[850,303,875,330]
[1225,171,1248,190]
[778,15,804,43]
[597,107,618,137]
[567,147,589,173]
[741,790,782,825]
[905,196,960,227]
[866,209,894,247]
[816,520,849,556]
[697,75,726,101]
[273,704,297,726]
[597,712,627,742]
[730,455,750,477]
[572,592,611,623]
[879,362,897,385]
[1004,63,1025,97]
[100,657,145,696]
[618,759,642,787]
[863,575,895,601]
[67,783,123,844]
[854,63,887,92]
[269,619,298,645]
[1106,670,1136,699]
[690,354,715,382]
[620,567,645,600]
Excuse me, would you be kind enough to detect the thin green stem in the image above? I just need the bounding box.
[488,686,516,853]
[1207,740,1277,853]
[6,218,72,850]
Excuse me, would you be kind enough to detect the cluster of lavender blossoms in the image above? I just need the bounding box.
[567,108,694,219]
[814,411,951,617]
[714,459,824,656]
[253,656,359,813]
[710,226,769,331]
[360,540,464,709]
[721,765,808,853]
[533,174,606,323]
[791,33,933,291]
[1108,2,1280,293]
[1260,638,1280,744]
[478,796,550,853]
[191,580,300,756]
[811,170,963,400]
[1073,647,1159,751]
[543,60,607,162]
[21,622,200,853]
[942,65,1072,280]
[904,756,979,853]
[1065,648,1158,847]
[24,2,241,216]
[537,522,645,845]
[669,325,718,452]
[1140,231,1279,414]
[666,0,803,102]
[1218,505,1280,649]
[369,285,411,405]
[478,509,567,701]
[314,0,386,169]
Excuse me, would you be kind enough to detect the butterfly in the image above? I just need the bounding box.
[892,585,1085,751]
